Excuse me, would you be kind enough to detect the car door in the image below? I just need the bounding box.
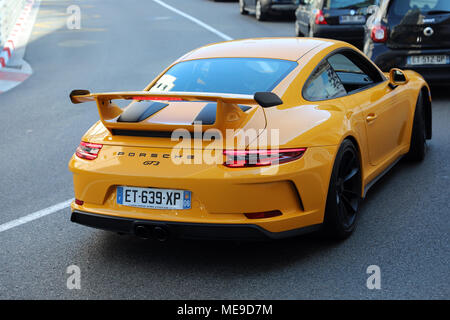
[327,52,411,166]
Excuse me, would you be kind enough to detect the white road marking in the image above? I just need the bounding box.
[152,0,234,41]
[0,199,73,233]
[1,1,233,233]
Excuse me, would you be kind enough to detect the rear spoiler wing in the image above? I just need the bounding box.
[69,90,282,107]
[69,90,283,132]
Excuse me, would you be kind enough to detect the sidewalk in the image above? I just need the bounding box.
[0,0,40,94]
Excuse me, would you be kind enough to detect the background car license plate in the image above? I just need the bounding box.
[339,15,365,24]
[408,55,449,65]
[117,186,191,210]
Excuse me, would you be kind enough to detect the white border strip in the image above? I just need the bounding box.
[0,0,35,69]
[152,0,234,41]
[0,199,73,233]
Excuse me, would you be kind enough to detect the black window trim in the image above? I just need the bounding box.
[301,47,388,102]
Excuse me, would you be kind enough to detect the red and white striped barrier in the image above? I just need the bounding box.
[0,0,35,69]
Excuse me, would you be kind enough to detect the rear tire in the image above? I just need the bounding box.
[239,0,248,15]
[406,92,427,162]
[323,140,362,240]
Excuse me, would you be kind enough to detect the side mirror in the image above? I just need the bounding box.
[389,68,409,89]
[254,92,283,108]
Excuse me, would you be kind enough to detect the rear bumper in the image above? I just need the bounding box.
[69,145,337,234]
[71,210,321,240]
[366,44,450,83]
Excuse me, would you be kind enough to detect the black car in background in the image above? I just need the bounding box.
[364,0,450,84]
[295,0,380,48]
[239,0,298,21]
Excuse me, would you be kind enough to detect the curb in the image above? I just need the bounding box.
[0,0,35,69]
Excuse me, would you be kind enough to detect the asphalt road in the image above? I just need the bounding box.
[0,0,448,299]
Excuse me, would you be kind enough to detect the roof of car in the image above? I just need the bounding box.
[179,38,336,62]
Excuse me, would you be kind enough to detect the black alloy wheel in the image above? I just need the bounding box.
[323,140,362,239]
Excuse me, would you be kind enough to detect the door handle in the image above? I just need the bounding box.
[366,114,378,123]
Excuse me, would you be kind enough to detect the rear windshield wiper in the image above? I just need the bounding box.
[426,10,450,15]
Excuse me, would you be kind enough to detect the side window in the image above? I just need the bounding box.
[328,54,366,74]
[328,53,377,93]
[303,60,347,101]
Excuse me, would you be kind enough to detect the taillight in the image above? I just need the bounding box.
[315,10,327,25]
[75,141,103,160]
[371,25,388,43]
[223,148,306,168]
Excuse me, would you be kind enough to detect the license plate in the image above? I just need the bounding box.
[117,186,191,210]
[339,15,365,24]
[408,55,449,65]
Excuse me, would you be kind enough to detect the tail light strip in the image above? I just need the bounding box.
[75,141,103,160]
[223,148,307,168]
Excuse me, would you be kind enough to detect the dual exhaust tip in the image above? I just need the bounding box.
[134,224,170,242]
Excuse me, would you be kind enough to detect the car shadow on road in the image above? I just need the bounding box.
[93,228,342,274]
[88,156,430,274]
[245,15,296,23]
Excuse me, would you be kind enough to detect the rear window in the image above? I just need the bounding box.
[389,0,450,16]
[149,58,297,95]
[324,0,378,9]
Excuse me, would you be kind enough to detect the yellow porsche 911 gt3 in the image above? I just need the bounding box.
[68,38,432,241]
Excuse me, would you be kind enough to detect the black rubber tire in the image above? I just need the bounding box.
[239,0,248,15]
[406,92,427,162]
[323,140,362,240]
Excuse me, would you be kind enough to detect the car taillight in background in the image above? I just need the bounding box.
[371,25,388,43]
[223,148,306,168]
[75,141,103,160]
[315,10,327,25]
